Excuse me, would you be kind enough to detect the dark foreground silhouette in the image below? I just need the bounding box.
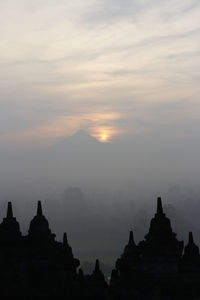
[0,198,200,300]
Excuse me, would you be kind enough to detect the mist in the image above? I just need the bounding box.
[0,128,200,270]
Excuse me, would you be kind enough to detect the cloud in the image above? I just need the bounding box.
[0,0,200,146]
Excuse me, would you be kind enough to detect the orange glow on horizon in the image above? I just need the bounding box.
[0,112,124,146]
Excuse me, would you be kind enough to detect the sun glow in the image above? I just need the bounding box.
[84,112,123,143]
[100,133,109,142]
[90,125,123,143]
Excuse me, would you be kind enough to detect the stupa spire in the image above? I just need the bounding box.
[157,197,163,215]
[37,201,43,217]
[183,231,199,260]
[90,259,106,284]
[7,202,13,218]
[128,230,135,245]
[1,201,21,238]
[95,259,100,272]
[189,232,194,244]
[63,232,68,246]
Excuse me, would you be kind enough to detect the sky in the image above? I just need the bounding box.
[1,1,200,263]
[0,0,200,146]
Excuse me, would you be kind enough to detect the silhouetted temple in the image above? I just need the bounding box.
[0,198,200,299]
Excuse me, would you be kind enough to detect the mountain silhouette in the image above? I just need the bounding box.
[52,130,100,152]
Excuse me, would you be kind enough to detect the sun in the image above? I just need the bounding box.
[90,124,122,143]
[100,133,109,142]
